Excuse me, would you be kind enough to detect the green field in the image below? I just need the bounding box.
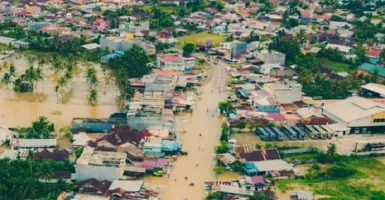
[175,33,227,49]
[141,4,178,14]
[318,58,355,72]
[277,157,385,199]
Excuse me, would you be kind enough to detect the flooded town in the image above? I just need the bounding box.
[2,0,385,200]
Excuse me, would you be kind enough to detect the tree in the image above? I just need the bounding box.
[183,43,195,57]
[326,164,356,178]
[207,192,224,200]
[215,142,229,153]
[88,88,98,106]
[213,166,226,174]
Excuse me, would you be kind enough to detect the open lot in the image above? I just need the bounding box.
[175,33,227,49]
[318,57,355,72]
[276,157,385,200]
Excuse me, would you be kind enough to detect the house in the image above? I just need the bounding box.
[375,33,385,41]
[100,37,141,52]
[93,19,107,32]
[253,97,280,113]
[357,63,385,80]
[13,138,57,150]
[300,10,317,24]
[143,136,164,157]
[77,178,111,195]
[0,127,13,144]
[76,148,127,181]
[325,43,352,55]
[73,132,95,147]
[245,160,294,176]
[156,55,185,71]
[290,191,313,200]
[264,81,303,104]
[260,50,286,65]
[237,148,281,162]
[0,36,15,45]
[329,21,352,30]
[367,49,381,64]
[360,83,385,98]
[34,149,69,161]
[322,96,385,134]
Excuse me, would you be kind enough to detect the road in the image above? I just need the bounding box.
[160,60,228,200]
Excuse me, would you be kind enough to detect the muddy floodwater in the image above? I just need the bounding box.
[0,54,118,127]
[147,61,239,200]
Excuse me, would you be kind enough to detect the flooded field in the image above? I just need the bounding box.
[0,54,118,126]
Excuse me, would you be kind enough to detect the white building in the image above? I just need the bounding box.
[100,37,141,52]
[322,97,385,134]
[264,81,303,104]
[13,138,57,150]
[156,55,185,71]
[76,148,127,181]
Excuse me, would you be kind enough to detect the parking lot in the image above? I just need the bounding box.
[233,132,385,155]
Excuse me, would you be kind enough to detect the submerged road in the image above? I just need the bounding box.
[160,60,228,200]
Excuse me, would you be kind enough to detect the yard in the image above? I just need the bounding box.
[318,58,356,72]
[276,157,385,200]
[175,33,227,49]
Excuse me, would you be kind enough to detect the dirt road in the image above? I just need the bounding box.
[160,60,228,200]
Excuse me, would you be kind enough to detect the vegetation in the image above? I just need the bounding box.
[85,67,99,106]
[182,43,195,57]
[277,144,385,199]
[176,33,226,49]
[0,157,75,200]
[14,116,54,139]
[108,45,150,104]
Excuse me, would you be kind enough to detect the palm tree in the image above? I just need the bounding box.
[23,66,38,90]
[35,67,44,91]
[88,88,98,106]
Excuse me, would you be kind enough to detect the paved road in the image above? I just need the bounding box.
[160,60,228,200]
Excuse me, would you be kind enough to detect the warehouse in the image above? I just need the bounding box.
[322,97,385,134]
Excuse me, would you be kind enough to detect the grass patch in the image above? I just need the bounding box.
[318,58,355,72]
[192,64,209,71]
[175,33,226,49]
[276,156,385,199]
[141,4,178,14]
[283,152,319,161]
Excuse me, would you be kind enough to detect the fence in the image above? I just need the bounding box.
[280,147,320,155]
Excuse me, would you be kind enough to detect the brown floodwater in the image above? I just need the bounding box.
[0,54,119,127]
[0,99,117,127]
[148,61,239,200]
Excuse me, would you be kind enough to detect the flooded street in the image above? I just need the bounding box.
[159,61,231,200]
[0,54,118,127]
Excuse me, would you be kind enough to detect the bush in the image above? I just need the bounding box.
[215,142,229,153]
[213,166,227,174]
[326,164,356,179]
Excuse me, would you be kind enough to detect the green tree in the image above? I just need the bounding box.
[183,43,195,57]
[215,142,229,153]
[213,166,226,174]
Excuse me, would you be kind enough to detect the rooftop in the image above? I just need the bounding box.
[253,160,293,172]
[358,63,385,77]
[109,180,143,192]
[77,150,126,167]
[361,83,385,97]
[323,96,385,123]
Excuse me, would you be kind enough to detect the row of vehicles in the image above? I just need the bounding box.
[257,125,334,141]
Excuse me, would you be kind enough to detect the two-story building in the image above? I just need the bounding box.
[76,148,127,181]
